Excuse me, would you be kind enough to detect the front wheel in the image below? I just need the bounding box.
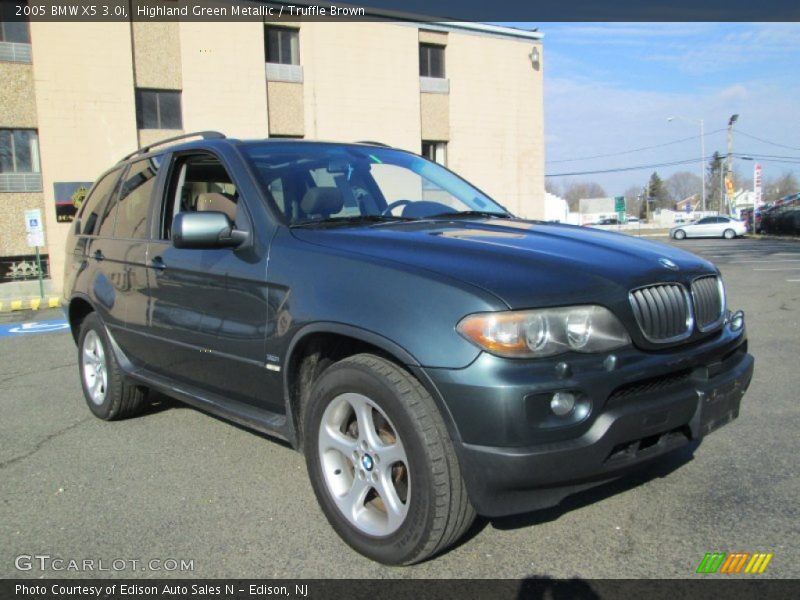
[673,229,687,240]
[303,354,475,565]
[723,228,736,239]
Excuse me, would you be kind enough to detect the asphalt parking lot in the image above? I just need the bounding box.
[1,236,798,579]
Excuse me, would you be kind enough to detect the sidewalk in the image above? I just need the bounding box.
[0,279,62,313]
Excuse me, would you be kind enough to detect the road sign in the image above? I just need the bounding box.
[27,231,45,247]
[614,196,625,221]
[24,209,43,233]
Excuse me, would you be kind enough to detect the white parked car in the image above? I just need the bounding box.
[671,216,748,240]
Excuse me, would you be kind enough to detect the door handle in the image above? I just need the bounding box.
[92,250,104,261]
[150,256,166,271]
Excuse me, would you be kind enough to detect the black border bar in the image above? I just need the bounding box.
[3,0,799,22]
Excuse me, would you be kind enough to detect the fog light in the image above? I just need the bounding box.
[730,310,744,332]
[550,392,576,416]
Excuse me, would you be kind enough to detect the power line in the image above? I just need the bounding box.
[545,128,726,164]
[736,130,800,152]
[545,152,800,177]
[546,157,703,177]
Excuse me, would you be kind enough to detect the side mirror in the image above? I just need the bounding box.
[172,211,249,249]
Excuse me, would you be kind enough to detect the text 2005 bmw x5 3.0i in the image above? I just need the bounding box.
[64,132,754,565]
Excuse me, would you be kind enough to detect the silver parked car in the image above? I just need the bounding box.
[671,216,748,240]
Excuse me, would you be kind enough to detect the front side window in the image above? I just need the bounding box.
[0,3,30,43]
[419,43,445,78]
[114,157,160,239]
[135,89,183,130]
[162,154,238,239]
[241,143,507,225]
[0,129,40,173]
[265,27,299,65]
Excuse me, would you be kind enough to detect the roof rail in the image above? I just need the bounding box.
[119,131,226,162]
[356,140,392,148]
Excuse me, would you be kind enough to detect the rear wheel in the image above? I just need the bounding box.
[78,312,147,420]
[303,353,475,565]
[723,228,736,239]
[673,229,687,240]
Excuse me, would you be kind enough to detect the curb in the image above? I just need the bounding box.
[0,297,61,313]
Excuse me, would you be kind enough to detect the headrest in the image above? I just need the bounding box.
[301,187,343,216]
[196,192,237,222]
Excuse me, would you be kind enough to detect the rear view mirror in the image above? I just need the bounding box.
[172,212,248,249]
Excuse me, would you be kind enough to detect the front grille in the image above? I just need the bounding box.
[692,276,725,331]
[629,284,692,342]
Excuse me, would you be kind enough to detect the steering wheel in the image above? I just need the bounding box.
[382,199,413,216]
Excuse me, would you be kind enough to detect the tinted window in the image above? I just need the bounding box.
[696,217,713,224]
[80,169,123,235]
[419,44,445,78]
[135,89,183,129]
[114,157,160,239]
[0,129,40,173]
[265,27,299,65]
[0,4,30,43]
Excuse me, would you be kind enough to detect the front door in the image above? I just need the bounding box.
[143,153,277,411]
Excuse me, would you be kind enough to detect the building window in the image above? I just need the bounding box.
[265,27,299,65]
[0,3,30,44]
[422,141,447,166]
[419,43,445,78]
[135,89,183,130]
[0,129,40,174]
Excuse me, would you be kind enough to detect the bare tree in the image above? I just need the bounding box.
[545,179,562,197]
[624,185,644,218]
[763,171,799,203]
[562,181,607,211]
[664,171,702,204]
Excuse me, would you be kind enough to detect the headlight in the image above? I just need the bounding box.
[457,305,631,358]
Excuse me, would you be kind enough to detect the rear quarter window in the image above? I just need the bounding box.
[79,168,123,236]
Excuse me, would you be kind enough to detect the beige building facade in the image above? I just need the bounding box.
[0,17,544,292]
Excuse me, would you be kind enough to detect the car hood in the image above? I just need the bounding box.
[291,218,717,309]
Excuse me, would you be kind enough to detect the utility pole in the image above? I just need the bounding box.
[724,114,739,215]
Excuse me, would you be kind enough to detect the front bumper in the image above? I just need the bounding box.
[424,320,754,517]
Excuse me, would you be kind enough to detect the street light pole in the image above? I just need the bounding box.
[667,116,706,212]
[724,114,739,216]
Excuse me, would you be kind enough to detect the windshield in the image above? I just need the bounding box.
[240,142,509,226]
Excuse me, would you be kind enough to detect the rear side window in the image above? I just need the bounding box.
[114,157,160,239]
[79,168,123,235]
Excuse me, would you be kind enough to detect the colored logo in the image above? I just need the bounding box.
[696,552,773,574]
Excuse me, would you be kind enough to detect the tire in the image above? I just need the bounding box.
[77,312,147,420]
[673,229,686,240]
[303,353,475,565]
[723,228,736,240]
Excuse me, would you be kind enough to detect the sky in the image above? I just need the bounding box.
[505,22,800,197]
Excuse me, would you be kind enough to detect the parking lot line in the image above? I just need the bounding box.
[752,267,800,271]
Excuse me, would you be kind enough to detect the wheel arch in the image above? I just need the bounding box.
[282,323,462,450]
[67,294,96,345]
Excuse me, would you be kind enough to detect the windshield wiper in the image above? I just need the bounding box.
[425,210,511,220]
[290,215,415,228]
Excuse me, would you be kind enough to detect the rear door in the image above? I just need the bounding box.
[85,157,161,362]
[143,152,277,410]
